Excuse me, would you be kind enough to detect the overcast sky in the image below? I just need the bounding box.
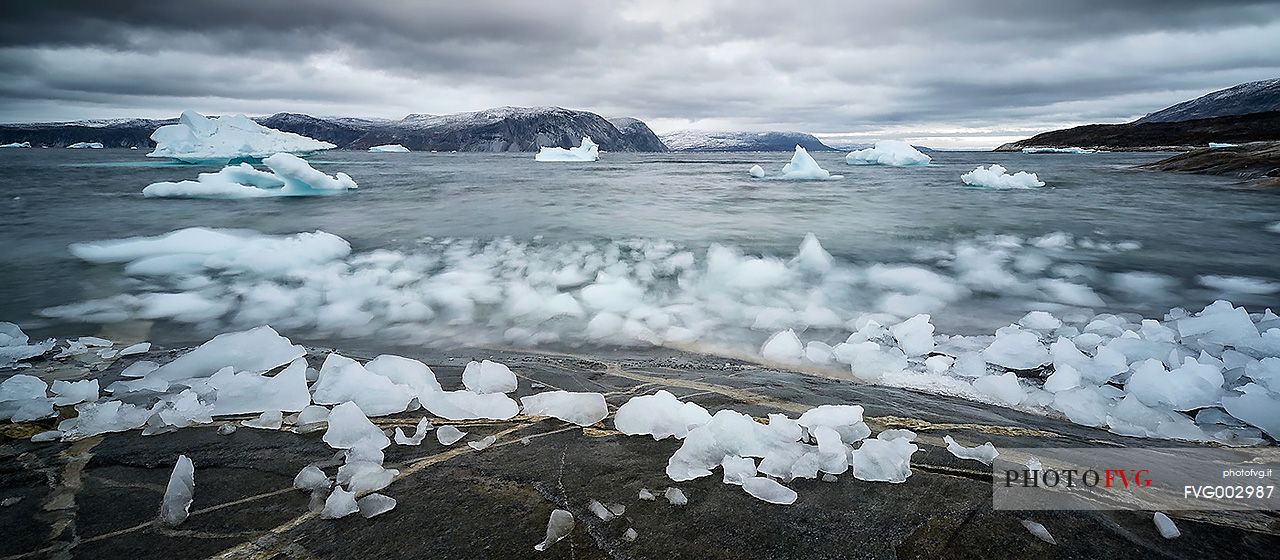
[3,1,1278,148]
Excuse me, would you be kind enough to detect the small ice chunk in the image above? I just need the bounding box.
[242,410,283,430]
[749,164,765,178]
[614,390,711,440]
[119,342,151,356]
[1153,512,1180,539]
[419,390,519,421]
[797,404,871,444]
[983,330,1049,370]
[961,165,1044,189]
[1021,519,1056,544]
[742,476,798,505]
[205,358,312,416]
[1019,311,1062,331]
[358,493,397,518]
[622,527,638,542]
[293,465,330,491]
[322,402,390,450]
[50,379,99,406]
[468,435,497,450]
[321,487,359,519]
[520,391,608,426]
[297,405,330,426]
[158,455,195,526]
[638,488,656,501]
[943,435,999,465]
[721,455,758,485]
[534,509,575,551]
[462,360,518,394]
[394,418,434,445]
[761,329,805,363]
[145,326,305,382]
[664,487,688,506]
[890,314,935,357]
[436,425,467,445]
[121,360,160,378]
[31,430,62,442]
[588,499,614,521]
[312,353,415,416]
[973,372,1026,406]
[217,424,237,435]
[57,400,150,439]
[850,437,917,483]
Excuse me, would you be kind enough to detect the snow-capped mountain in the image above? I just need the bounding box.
[1136,78,1280,123]
[659,130,836,152]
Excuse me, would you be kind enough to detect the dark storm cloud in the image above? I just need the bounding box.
[1,1,1277,146]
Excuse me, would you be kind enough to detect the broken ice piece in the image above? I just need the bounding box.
[97,348,119,359]
[534,509,575,551]
[242,410,283,429]
[321,487,359,519]
[664,487,687,506]
[294,465,330,491]
[622,527,638,542]
[323,402,390,450]
[120,360,160,378]
[1,497,21,507]
[31,430,62,442]
[158,455,195,526]
[742,477,798,505]
[606,503,625,516]
[721,455,757,486]
[76,336,112,347]
[394,417,434,445]
[1154,512,1180,539]
[50,379,98,406]
[943,435,999,465]
[589,499,614,521]
[297,404,330,426]
[217,424,237,435]
[821,474,838,483]
[1021,519,1056,544]
[520,436,531,445]
[357,493,397,518]
[436,425,466,446]
[638,488,655,501]
[468,434,496,450]
[118,342,151,356]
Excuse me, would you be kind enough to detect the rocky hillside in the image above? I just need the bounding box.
[0,107,669,152]
[1139,141,1280,186]
[607,117,669,152]
[660,130,836,152]
[1136,78,1280,123]
[994,110,1280,152]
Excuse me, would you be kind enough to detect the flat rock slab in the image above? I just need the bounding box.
[1,346,1277,559]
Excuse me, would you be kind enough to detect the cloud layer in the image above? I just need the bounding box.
[3,1,1278,147]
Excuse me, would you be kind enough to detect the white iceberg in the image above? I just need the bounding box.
[960,164,1044,189]
[142,153,357,199]
[535,137,599,162]
[1021,147,1095,154]
[778,146,841,180]
[67,142,104,149]
[0,142,31,148]
[846,141,931,166]
[368,144,410,153]
[148,110,334,163]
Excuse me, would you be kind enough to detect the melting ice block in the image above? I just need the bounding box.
[961,165,1044,189]
[664,487,688,506]
[420,390,519,420]
[845,140,931,166]
[790,233,834,274]
[462,360,518,394]
[850,435,917,483]
[57,400,150,439]
[358,493,397,518]
[1021,519,1056,544]
[778,146,840,180]
[468,435,496,450]
[204,357,310,416]
[1153,512,1180,539]
[368,144,410,153]
[760,329,805,363]
[312,353,415,416]
[973,372,1026,406]
[394,418,434,445]
[293,465,330,491]
[742,476,798,505]
[520,391,608,426]
[749,164,765,178]
[943,435,999,465]
[535,137,599,162]
[322,402,390,450]
[436,425,467,445]
[890,314,935,357]
[721,455,758,485]
[143,153,357,199]
[534,509,575,551]
[982,330,1049,370]
[614,390,711,440]
[242,410,284,429]
[67,142,104,149]
[145,326,306,383]
[159,455,194,526]
[0,322,55,369]
[148,110,334,163]
[321,487,359,519]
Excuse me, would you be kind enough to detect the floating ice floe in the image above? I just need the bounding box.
[1021,147,1096,154]
[961,164,1044,189]
[846,141,931,166]
[0,142,31,148]
[67,142,104,149]
[148,110,334,163]
[368,144,410,153]
[142,153,357,199]
[535,137,599,162]
[520,391,608,426]
[159,455,195,526]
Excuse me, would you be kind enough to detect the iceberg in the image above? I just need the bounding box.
[778,146,841,180]
[960,164,1044,189]
[846,140,931,166]
[67,142,104,149]
[148,110,334,163]
[142,153,357,199]
[1021,147,1095,154]
[368,144,410,153]
[0,142,31,148]
[535,137,599,162]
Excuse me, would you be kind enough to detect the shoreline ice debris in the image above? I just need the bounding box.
[323,402,390,450]
[142,153,357,199]
[159,455,195,526]
[1021,519,1057,544]
[846,140,931,166]
[322,487,359,519]
[394,418,434,445]
[436,425,467,445]
[535,137,599,162]
[961,164,1045,189]
[613,390,711,440]
[0,141,31,148]
[520,391,608,426]
[1022,147,1096,154]
[664,487,688,506]
[1153,512,1181,539]
[1,322,55,370]
[943,435,999,465]
[462,360,518,394]
[534,509,575,551]
[148,110,334,163]
[368,144,410,153]
[778,145,841,180]
[742,476,798,505]
[67,142,104,149]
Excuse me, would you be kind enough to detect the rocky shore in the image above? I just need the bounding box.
[1139,142,1280,186]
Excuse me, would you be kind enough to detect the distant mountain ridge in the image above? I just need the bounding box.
[998,77,1280,151]
[0,107,670,152]
[660,130,836,152]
